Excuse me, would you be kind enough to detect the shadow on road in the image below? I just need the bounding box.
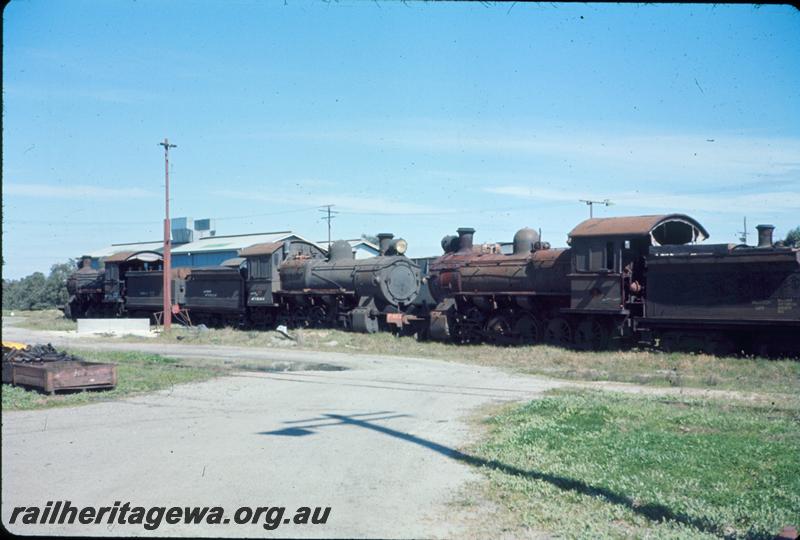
[260,412,726,537]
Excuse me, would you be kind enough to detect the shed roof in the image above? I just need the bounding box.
[221,257,246,267]
[172,231,321,255]
[568,214,708,245]
[318,239,380,252]
[85,241,166,259]
[238,242,284,257]
[104,250,164,264]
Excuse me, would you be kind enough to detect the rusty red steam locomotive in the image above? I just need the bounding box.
[426,215,799,356]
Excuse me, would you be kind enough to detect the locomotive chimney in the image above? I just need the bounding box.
[457,227,475,253]
[756,224,774,248]
[377,233,394,256]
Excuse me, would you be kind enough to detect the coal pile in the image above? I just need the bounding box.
[2,344,82,364]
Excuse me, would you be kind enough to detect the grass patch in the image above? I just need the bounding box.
[3,309,77,331]
[467,389,800,539]
[142,326,800,395]
[7,311,798,395]
[2,349,221,411]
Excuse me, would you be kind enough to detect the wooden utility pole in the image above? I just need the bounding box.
[319,205,338,249]
[738,216,748,244]
[159,138,177,331]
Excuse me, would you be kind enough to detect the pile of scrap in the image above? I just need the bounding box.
[2,341,117,395]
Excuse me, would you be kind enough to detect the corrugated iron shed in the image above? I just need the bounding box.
[172,231,323,267]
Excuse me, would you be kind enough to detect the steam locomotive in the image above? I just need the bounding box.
[426,216,799,356]
[65,214,799,355]
[65,234,424,334]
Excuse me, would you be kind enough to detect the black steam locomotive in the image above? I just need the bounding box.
[65,234,424,334]
[426,216,799,356]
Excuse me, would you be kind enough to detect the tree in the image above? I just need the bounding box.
[2,259,75,310]
[785,227,800,247]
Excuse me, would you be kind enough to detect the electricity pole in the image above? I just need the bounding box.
[159,138,177,331]
[738,216,748,244]
[319,205,338,249]
[579,199,613,218]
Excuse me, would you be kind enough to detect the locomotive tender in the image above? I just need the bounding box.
[427,215,799,355]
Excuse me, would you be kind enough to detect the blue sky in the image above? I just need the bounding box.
[3,1,799,279]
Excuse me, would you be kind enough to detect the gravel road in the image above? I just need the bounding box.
[2,322,560,537]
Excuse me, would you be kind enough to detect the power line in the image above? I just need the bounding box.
[5,205,321,226]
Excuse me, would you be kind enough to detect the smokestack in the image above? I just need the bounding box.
[457,227,475,253]
[377,233,394,256]
[756,224,774,248]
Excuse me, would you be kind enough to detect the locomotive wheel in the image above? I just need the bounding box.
[463,307,485,326]
[308,306,329,328]
[484,313,514,345]
[456,307,486,343]
[659,332,684,353]
[574,318,610,351]
[513,314,542,344]
[294,306,311,328]
[544,317,573,347]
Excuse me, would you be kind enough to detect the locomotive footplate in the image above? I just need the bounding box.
[560,308,630,316]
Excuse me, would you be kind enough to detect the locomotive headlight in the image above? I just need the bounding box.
[393,239,408,255]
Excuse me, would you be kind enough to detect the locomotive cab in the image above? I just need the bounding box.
[238,239,327,327]
[564,214,709,348]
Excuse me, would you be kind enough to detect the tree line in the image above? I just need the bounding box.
[2,261,74,311]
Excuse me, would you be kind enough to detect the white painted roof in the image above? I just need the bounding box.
[85,241,166,259]
[172,231,322,254]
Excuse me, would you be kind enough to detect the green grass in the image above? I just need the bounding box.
[3,309,77,331]
[142,326,800,395]
[7,310,799,395]
[465,389,800,539]
[2,349,221,411]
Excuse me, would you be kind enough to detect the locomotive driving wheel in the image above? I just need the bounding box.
[544,317,573,347]
[308,305,329,328]
[484,312,514,345]
[574,318,610,351]
[455,307,485,343]
[513,314,542,344]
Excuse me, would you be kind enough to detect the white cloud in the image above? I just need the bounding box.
[5,183,155,199]
[484,185,800,214]
[258,125,800,182]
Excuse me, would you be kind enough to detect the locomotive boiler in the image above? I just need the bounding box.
[277,234,422,332]
[427,227,571,343]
